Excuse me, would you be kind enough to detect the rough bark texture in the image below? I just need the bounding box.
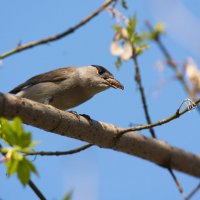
[0,93,200,178]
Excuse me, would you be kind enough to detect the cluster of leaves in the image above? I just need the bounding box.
[0,117,38,186]
[111,16,148,68]
[63,190,73,200]
[111,15,165,68]
[146,22,165,41]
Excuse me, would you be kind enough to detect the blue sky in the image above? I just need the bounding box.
[1,0,200,199]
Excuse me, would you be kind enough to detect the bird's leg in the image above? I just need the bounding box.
[68,110,80,119]
[68,111,92,122]
[80,114,91,121]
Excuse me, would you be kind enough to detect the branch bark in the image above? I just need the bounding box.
[0,93,200,178]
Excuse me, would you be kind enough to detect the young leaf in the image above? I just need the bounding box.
[126,15,137,37]
[0,117,38,186]
[17,157,38,186]
[113,25,122,33]
[115,57,122,69]
[63,191,73,200]
[0,117,34,149]
[5,151,23,176]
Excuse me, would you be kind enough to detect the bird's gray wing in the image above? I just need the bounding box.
[10,67,75,94]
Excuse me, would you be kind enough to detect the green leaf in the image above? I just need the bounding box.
[147,22,165,41]
[0,118,15,145]
[5,151,23,176]
[155,22,165,33]
[17,157,38,186]
[63,191,73,200]
[29,141,39,148]
[113,25,122,33]
[25,158,38,175]
[12,117,23,137]
[134,43,148,56]
[126,15,137,37]
[115,57,122,69]
[17,158,30,186]
[6,153,19,176]
[18,132,32,148]
[12,118,32,148]
[0,117,38,186]
[0,117,35,149]
[6,158,19,176]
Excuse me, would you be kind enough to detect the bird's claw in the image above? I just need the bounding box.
[68,110,80,119]
[80,114,92,121]
[68,111,92,122]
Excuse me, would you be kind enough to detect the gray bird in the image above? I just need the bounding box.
[10,65,124,110]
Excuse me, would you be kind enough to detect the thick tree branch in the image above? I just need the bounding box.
[0,0,115,60]
[0,93,200,178]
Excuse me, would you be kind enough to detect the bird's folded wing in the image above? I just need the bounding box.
[9,67,75,94]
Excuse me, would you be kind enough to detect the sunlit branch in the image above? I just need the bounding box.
[0,0,115,60]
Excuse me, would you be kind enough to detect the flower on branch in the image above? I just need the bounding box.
[110,16,149,69]
[184,57,200,93]
[110,28,133,60]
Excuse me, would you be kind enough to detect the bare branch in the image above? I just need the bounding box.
[0,0,115,60]
[133,56,156,138]
[28,180,46,200]
[186,183,200,200]
[167,167,185,198]
[25,144,92,156]
[120,98,199,135]
[0,93,200,178]
[132,56,185,197]
[145,21,192,98]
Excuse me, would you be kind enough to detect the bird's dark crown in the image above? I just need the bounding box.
[91,65,113,77]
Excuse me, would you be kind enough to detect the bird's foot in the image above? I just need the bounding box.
[68,111,92,123]
[80,114,91,121]
[68,110,80,119]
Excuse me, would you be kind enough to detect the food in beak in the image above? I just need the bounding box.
[106,78,124,90]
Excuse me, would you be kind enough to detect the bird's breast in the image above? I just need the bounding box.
[51,86,94,110]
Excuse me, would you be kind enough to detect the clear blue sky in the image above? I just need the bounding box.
[1,0,200,199]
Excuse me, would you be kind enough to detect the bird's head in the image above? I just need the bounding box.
[77,65,124,95]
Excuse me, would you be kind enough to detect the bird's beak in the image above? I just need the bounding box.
[105,78,124,90]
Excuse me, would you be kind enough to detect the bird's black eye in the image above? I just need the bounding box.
[91,65,108,75]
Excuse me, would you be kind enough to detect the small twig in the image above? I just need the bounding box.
[132,55,190,199]
[118,98,200,136]
[133,56,156,138]
[146,21,200,117]
[0,0,115,60]
[145,20,192,98]
[0,143,47,200]
[25,144,93,156]
[106,6,129,25]
[186,183,200,200]
[168,168,186,198]
[28,180,46,200]
[176,98,196,114]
